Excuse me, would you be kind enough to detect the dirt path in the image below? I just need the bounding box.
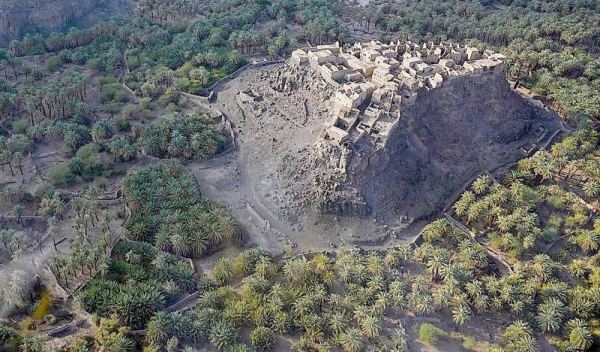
[118,46,139,103]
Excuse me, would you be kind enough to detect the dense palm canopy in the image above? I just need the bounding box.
[121,162,240,258]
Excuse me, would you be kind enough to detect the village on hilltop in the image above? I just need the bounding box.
[288,40,507,149]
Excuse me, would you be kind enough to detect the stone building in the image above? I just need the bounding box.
[289,40,507,151]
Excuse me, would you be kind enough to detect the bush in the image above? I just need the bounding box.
[166,103,178,112]
[99,76,118,85]
[250,326,274,351]
[46,56,62,72]
[101,83,124,103]
[11,119,28,134]
[32,69,43,81]
[177,96,188,108]
[156,94,173,107]
[177,77,191,91]
[139,97,152,110]
[115,118,131,132]
[33,182,55,199]
[85,59,98,70]
[44,314,58,325]
[418,323,446,344]
[74,143,114,181]
[48,162,76,186]
[0,324,18,346]
[140,110,153,120]
[462,335,476,350]
[121,104,138,120]
[126,56,140,70]
[114,91,130,103]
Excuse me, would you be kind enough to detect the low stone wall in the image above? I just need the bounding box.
[165,291,199,312]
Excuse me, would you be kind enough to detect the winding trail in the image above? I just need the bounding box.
[118,46,139,103]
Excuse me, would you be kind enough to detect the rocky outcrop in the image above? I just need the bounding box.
[0,0,132,46]
[314,68,559,221]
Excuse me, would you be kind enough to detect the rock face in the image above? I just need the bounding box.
[311,68,559,222]
[0,0,132,46]
[209,60,559,232]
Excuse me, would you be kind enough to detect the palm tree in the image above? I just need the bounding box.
[451,304,472,327]
[328,312,348,336]
[472,174,491,195]
[12,205,25,226]
[111,336,134,352]
[249,326,274,351]
[209,324,237,351]
[19,335,45,352]
[582,181,600,198]
[338,328,363,352]
[360,315,381,339]
[516,334,541,352]
[503,320,534,350]
[536,300,564,333]
[411,293,434,316]
[213,257,234,285]
[189,67,210,85]
[566,318,593,350]
[366,253,386,277]
[568,259,588,279]
[574,230,600,253]
[374,291,391,314]
[426,252,446,281]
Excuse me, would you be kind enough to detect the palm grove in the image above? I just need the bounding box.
[0,0,599,351]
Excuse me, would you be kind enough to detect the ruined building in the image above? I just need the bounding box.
[291,40,507,152]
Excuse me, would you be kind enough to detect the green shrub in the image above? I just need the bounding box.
[46,56,62,72]
[418,323,445,344]
[156,94,173,107]
[99,76,118,85]
[33,182,55,199]
[0,324,18,346]
[462,335,476,350]
[44,314,58,325]
[100,83,122,103]
[121,104,138,120]
[250,326,274,351]
[177,96,188,107]
[114,91,130,103]
[140,110,153,120]
[177,77,191,91]
[11,119,28,134]
[126,56,140,70]
[73,143,114,181]
[69,157,86,175]
[139,97,152,110]
[166,103,178,112]
[48,162,76,186]
[32,69,43,81]
[115,118,131,132]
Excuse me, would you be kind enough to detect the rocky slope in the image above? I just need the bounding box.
[0,0,132,46]
[211,62,560,232]
[340,71,558,222]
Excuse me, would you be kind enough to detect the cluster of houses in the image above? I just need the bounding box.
[290,40,507,148]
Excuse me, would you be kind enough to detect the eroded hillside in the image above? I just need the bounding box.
[0,0,133,46]
[203,43,561,247]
